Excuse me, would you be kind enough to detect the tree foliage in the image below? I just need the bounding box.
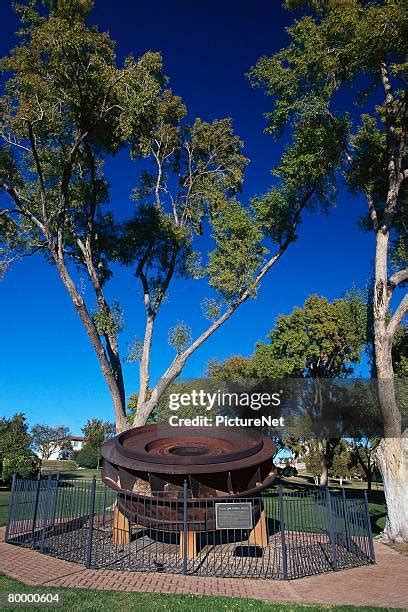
[206,355,256,381]
[304,442,322,479]
[81,418,115,452]
[250,0,407,536]
[392,325,408,378]
[0,0,331,429]
[75,445,99,468]
[254,294,367,378]
[0,413,40,482]
[31,423,72,459]
[330,439,352,483]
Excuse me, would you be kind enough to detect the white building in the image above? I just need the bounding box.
[40,436,86,460]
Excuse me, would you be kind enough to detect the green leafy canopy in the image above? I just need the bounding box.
[0,0,332,408]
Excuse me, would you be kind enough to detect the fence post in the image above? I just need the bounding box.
[86,477,97,568]
[182,479,188,576]
[363,490,376,563]
[326,488,338,571]
[50,472,60,530]
[40,476,53,552]
[4,473,17,542]
[278,486,289,580]
[341,488,352,552]
[101,484,107,527]
[31,473,42,545]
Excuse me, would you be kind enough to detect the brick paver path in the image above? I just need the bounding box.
[1,529,407,608]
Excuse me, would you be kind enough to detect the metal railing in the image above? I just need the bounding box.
[5,476,375,580]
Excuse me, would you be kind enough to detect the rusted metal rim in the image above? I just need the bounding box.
[115,425,263,466]
[104,425,275,475]
[101,425,277,501]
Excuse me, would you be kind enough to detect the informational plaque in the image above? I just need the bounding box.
[215,502,253,530]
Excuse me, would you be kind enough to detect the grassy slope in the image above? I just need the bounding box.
[0,575,402,611]
[41,460,78,473]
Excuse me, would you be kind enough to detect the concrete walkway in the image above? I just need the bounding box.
[0,530,407,609]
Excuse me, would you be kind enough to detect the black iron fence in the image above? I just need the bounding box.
[5,475,375,580]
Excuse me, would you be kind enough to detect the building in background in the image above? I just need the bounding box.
[38,436,86,460]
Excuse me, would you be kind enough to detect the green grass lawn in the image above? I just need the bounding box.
[0,574,402,611]
[56,468,101,480]
[0,491,11,527]
[0,468,101,527]
[277,476,387,535]
[41,460,79,473]
[41,460,101,481]
[289,472,384,492]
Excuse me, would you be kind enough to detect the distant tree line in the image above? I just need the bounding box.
[0,413,115,483]
[0,414,39,483]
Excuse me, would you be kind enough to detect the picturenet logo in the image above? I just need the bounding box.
[168,389,282,412]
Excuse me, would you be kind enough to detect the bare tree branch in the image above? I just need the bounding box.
[388,268,408,291]
[387,292,408,340]
[133,195,308,426]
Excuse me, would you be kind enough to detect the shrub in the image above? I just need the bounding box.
[76,446,100,469]
[1,450,40,482]
[0,413,40,484]
[281,465,298,478]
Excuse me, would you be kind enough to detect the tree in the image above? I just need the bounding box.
[304,442,323,486]
[249,0,407,540]
[253,294,367,378]
[75,418,114,467]
[0,413,40,482]
[253,293,367,486]
[206,294,367,485]
[207,294,368,484]
[280,458,298,478]
[206,356,256,382]
[75,445,99,469]
[0,1,338,432]
[350,437,381,493]
[82,418,115,452]
[31,424,72,459]
[330,440,352,487]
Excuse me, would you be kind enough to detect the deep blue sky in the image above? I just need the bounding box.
[0,0,374,434]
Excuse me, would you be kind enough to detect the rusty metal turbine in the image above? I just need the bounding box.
[101,425,277,530]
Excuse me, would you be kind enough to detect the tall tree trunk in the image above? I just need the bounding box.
[367,472,372,493]
[375,340,408,540]
[53,253,127,432]
[376,437,408,541]
[137,314,155,412]
[374,229,408,541]
[318,439,329,487]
